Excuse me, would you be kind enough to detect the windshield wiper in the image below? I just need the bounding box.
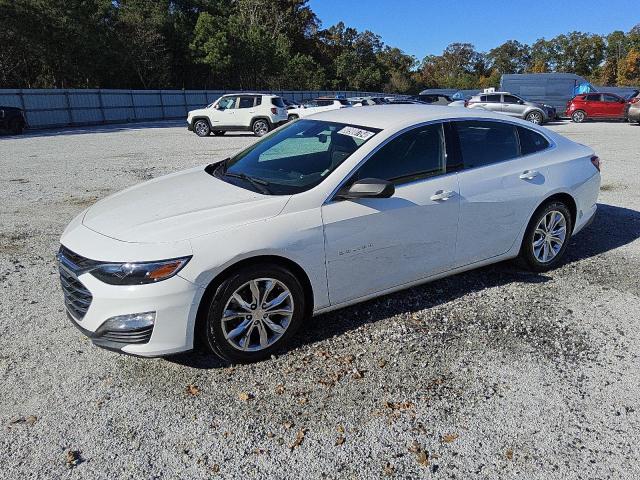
[223,171,271,194]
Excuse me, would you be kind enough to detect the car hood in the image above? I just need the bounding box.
[82,166,291,243]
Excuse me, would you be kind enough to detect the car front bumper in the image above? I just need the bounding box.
[61,265,204,356]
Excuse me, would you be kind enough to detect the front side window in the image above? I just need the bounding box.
[211,120,380,195]
[217,96,237,109]
[353,123,445,185]
[503,95,521,104]
[454,120,519,168]
[518,126,550,155]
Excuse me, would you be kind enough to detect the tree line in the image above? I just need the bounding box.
[1,0,639,92]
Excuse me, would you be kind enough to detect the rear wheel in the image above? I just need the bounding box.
[252,119,270,137]
[212,130,225,136]
[519,201,573,272]
[525,111,543,124]
[571,110,586,123]
[202,264,306,363]
[287,114,299,122]
[193,119,210,137]
[8,118,24,135]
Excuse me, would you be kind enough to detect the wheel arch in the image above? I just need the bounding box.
[533,191,578,233]
[251,116,272,128]
[191,116,212,127]
[193,254,315,347]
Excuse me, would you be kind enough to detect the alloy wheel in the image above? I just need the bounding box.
[572,111,585,123]
[220,278,294,352]
[527,111,543,124]
[253,120,269,136]
[532,210,567,263]
[194,120,209,136]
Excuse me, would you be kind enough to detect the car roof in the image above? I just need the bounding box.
[221,93,276,97]
[309,104,541,131]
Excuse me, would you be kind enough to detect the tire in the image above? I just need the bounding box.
[252,118,270,137]
[571,110,586,123]
[518,201,573,272]
[525,111,544,125]
[193,119,210,137]
[287,114,299,122]
[9,118,24,135]
[202,264,306,363]
[212,130,226,136]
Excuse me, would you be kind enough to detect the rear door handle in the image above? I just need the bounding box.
[430,190,456,201]
[519,170,539,180]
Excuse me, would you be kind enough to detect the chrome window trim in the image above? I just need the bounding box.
[324,116,556,204]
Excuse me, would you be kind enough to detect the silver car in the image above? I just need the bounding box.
[467,92,553,125]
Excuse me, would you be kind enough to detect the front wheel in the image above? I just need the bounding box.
[519,201,573,272]
[525,111,544,125]
[203,264,306,363]
[252,119,270,137]
[193,119,210,137]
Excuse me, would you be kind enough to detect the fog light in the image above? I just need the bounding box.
[102,311,156,331]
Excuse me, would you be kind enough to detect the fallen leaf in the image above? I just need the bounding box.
[383,462,395,476]
[351,369,365,380]
[9,415,38,426]
[283,420,294,430]
[185,384,200,396]
[337,424,345,434]
[340,354,355,364]
[506,449,514,460]
[335,435,345,446]
[384,400,414,411]
[65,450,82,468]
[442,433,459,443]
[297,396,308,405]
[211,463,220,473]
[238,392,254,402]
[289,428,307,450]
[416,450,429,466]
[275,384,285,395]
[378,359,387,368]
[408,441,421,453]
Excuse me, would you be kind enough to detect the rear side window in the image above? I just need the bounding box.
[486,94,502,103]
[585,94,601,102]
[238,96,255,109]
[517,127,550,155]
[316,100,332,107]
[454,121,519,168]
[603,94,621,103]
[354,123,445,184]
[271,97,285,108]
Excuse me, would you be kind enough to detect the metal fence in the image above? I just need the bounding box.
[0,89,398,129]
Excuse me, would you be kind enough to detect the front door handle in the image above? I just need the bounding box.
[430,190,455,201]
[519,170,539,180]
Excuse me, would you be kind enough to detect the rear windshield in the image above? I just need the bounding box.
[271,97,285,108]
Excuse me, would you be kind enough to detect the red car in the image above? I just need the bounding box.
[565,93,628,123]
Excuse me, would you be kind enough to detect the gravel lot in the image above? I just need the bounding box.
[1,119,639,479]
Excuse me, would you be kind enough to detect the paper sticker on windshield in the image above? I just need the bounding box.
[338,126,375,140]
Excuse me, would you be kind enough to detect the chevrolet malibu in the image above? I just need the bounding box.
[58,106,600,363]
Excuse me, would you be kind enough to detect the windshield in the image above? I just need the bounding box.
[211,119,380,195]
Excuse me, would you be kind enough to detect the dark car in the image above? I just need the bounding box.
[1,106,27,134]
[409,94,453,105]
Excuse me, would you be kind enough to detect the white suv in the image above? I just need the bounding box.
[187,93,288,137]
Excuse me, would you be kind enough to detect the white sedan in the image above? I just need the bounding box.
[58,106,600,362]
[286,98,350,120]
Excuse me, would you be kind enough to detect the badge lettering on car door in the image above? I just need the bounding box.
[338,243,373,256]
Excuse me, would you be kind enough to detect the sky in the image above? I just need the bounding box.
[309,0,639,60]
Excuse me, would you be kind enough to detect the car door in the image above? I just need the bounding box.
[584,94,603,117]
[480,94,503,113]
[322,122,460,305]
[602,94,625,118]
[235,95,258,126]
[502,94,526,117]
[451,120,551,266]
[212,95,239,127]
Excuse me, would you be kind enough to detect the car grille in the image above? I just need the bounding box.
[58,246,94,320]
[99,326,154,344]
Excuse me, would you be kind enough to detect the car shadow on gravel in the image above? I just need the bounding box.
[168,203,640,369]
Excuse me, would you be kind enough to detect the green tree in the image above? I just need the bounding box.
[487,40,531,74]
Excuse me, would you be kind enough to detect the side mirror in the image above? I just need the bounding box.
[336,178,395,200]
[518,100,525,105]
[214,104,221,110]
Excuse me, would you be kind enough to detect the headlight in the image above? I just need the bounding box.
[89,257,191,285]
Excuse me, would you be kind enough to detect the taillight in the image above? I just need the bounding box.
[464,100,469,107]
[631,97,640,104]
[271,107,277,114]
[591,155,600,172]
